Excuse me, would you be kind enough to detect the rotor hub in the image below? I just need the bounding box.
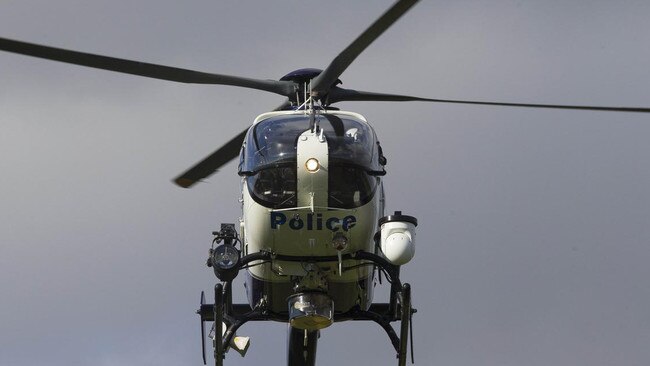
[280,68,341,85]
[280,69,342,107]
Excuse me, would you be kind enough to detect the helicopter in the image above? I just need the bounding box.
[2,1,650,366]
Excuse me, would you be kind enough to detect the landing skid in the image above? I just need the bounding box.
[198,250,416,365]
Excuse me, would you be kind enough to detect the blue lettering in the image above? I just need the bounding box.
[270,212,287,229]
[326,217,340,232]
[342,215,357,231]
[270,212,356,232]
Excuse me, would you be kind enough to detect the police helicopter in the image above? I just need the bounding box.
[2,0,650,365]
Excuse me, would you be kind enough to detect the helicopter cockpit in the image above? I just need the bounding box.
[239,112,386,209]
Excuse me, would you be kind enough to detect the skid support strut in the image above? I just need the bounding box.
[214,283,224,366]
[398,283,411,366]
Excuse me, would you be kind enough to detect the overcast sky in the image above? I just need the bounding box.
[1,1,650,365]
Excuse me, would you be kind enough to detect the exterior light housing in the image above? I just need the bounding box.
[331,232,348,251]
[305,158,320,173]
[212,244,240,281]
[288,292,334,331]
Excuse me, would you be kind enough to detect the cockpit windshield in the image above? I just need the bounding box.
[240,112,384,209]
[240,113,384,174]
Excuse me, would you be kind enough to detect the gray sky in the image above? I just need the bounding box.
[1,1,650,365]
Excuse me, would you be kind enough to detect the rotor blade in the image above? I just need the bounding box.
[310,0,419,95]
[327,87,650,113]
[0,37,296,96]
[173,128,249,188]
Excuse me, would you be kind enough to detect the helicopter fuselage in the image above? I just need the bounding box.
[238,110,386,314]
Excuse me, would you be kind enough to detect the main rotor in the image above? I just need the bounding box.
[1,0,649,188]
